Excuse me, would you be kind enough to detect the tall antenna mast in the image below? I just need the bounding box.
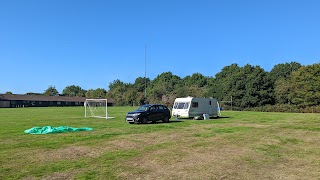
[144,44,147,99]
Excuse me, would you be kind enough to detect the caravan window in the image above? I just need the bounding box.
[174,102,189,109]
[192,102,198,108]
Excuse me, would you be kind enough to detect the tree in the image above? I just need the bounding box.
[148,72,182,104]
[269,62,302,104]
[85,88,107,99]
[107,79,130,105]
[240,65,273,107]
[289,63,320,107]
[133,77,150,93]
[211,63,242,102]
[274,78,290,104]
[5,91,13,94]
[62,85,86,97]
[44,86,59,96]
[183,73,208,87]
[269,62,302,82]
[212,64,273,108]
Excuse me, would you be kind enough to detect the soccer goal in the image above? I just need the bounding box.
[84,99,114,119]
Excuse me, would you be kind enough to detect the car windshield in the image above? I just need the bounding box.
[137,105,151,111]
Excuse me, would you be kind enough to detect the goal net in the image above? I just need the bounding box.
[84,99,114,119]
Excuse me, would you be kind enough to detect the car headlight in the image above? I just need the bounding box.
[132,113,141,116]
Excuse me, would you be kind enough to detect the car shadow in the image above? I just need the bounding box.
[210,116,230,119]
[138,120,183,125]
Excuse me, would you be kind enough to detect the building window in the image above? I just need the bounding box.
[57,102,61,105]
[209,101,211,105]
[11,101,16,105]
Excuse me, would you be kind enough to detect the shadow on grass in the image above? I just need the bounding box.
[137,120,183,125]
[216,116,230,119]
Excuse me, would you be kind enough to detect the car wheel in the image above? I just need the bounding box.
[162,116,169,123]
[142,117,148,124]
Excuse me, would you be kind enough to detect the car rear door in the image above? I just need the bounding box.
[148,105,158,121]
[157,105,166,120]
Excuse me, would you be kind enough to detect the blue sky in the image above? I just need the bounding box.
[1,0,319,94]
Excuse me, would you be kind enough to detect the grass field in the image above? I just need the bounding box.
[0,107,319,179]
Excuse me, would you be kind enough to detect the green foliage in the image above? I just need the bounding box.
[290,63,320,107]
[212,64,273,108]
[269,62,302,104]
[85,88,107,99]
[44,85,59,96]
[8,62,319,111]
[62,85,86,97]
[269,62,302,82]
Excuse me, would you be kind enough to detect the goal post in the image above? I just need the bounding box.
[84,99,114,119]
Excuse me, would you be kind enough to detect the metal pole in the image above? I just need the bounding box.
[144,44,147,99]
[84,100,87,118]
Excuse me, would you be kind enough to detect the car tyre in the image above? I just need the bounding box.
[142,117,148,124]
[162,116,169,123]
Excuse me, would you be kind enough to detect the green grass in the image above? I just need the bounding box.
[0,107,319,179]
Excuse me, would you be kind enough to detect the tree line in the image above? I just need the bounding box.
[7,62,320,112]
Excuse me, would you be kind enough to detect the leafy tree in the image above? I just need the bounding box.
[183,73,208,87]
[212,64,273,108]
[269,62,302,104]
[107,79,131,105]
[269,62,302,82]
[44,86,59,96]
[274,78,290,104]
[148,72,182,104]
[62,85,86,97]
[211,63,242,102]
[133,77,150,93]
[5,91,13,94]
[240,65,273,107]
[85,88,107,99]
[289,63,320,107]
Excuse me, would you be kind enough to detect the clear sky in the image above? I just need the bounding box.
[1,0,319,94]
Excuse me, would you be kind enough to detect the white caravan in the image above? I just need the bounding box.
[172,97,221,119]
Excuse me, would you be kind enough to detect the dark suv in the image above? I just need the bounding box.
[126,104,171,124]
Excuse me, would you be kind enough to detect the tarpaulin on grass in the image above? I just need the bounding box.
[24,126,93,134]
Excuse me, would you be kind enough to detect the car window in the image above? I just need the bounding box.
[137,105,150,111]
[149,106,157,111]
[158,105,164,110]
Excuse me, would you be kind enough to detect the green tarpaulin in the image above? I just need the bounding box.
[24,126,93,134]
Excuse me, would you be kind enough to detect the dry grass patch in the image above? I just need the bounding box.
[42,171,77,180]
[119,141,256,179]
[38,146,98,161]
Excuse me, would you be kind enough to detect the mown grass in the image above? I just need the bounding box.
[0,107,319,179]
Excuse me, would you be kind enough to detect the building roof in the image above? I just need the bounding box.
[0,94,114,103]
